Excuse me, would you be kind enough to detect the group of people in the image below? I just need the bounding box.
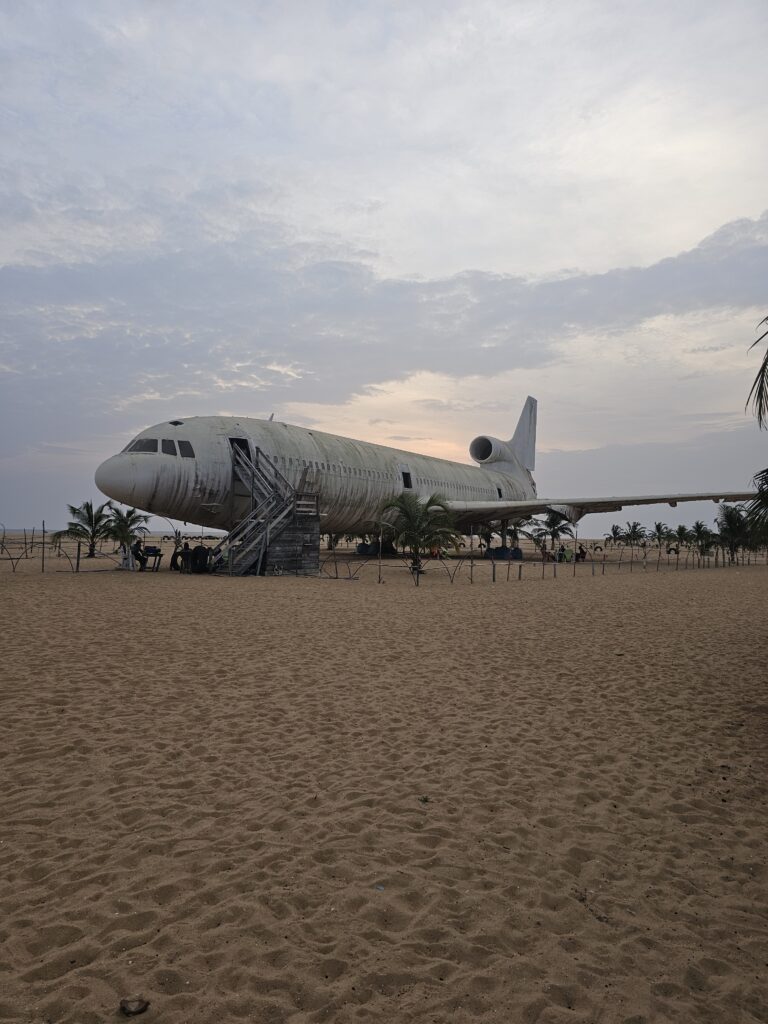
[552,540,589,565]
[125,538,213,573]
[170,541,212,574]
[544,542,588,563]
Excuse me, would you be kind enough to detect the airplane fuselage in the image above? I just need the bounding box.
[95,416,535,532]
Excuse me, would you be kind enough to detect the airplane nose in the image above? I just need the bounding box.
[95,456,127,502]
[95,455,156,510]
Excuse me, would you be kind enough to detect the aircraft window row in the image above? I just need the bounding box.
[269,456,500,496]
[125,438,195,457]
[270,456,502,499]
[274,455,403,482]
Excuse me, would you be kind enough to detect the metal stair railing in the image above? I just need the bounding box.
[232,445,293,506]
[213,495,278,568]
[227,497,296,574]
[213,446,300,576]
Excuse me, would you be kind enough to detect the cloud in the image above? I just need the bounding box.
[1,2,767,525]
[2,1,768,277]
[2,211,766,453]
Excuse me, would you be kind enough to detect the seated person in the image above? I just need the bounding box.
[510,544,523,561]
[131,538,148,571]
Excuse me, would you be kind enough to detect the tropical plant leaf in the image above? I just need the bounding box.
[746,316,768,429]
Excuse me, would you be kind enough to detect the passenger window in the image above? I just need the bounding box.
[178,440,195,458]
[162,439,177,456]
[128,439,158,453]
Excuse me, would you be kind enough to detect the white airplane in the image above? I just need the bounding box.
[95,397,754,537]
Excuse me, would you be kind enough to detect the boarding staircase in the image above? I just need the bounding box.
[213,445,319,576]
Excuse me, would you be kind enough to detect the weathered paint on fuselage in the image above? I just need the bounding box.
[95,416,536,532]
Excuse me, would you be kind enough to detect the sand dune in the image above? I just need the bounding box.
[0,560,766,1023]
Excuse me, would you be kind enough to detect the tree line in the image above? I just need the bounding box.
[601,507,765,562]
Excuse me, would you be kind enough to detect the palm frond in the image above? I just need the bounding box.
[746,316,768,428]
[745,466,768,537]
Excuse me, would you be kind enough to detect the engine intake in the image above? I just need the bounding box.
[469,435,514,465]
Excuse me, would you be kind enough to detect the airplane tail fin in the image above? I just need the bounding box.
[509,396,537,472]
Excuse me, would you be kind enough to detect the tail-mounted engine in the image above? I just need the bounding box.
[469,435,516,465]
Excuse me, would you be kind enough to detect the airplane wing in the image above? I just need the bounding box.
[444,490,756,523]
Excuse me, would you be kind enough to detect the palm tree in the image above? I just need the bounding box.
[604,524,622,548]
[381,492,460,584]
[52,500,114,558]
[689,519,712,556]
[510,516,536,543]
[554,511,575,551]
[621,521,646,547]
[746,315,768,428]
[746,467,768,536]
[744,318,768,547]
[674,524,692,551]
[107,506,150,549]
[649,521,670,549]
[717,504,750,563]
[534,510,574,552]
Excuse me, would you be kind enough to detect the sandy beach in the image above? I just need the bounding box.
[1,558,766,1023]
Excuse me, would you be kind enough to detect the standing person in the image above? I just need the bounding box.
[180,542,192,573]
[131,537,148,571]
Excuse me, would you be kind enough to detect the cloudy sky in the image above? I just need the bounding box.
[1,0,767,531]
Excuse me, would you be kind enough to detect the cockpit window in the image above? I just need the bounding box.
[128,439,158,453]
[161,439,177,456]
[177,440,195,458]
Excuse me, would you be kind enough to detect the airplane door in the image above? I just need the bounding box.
[229,437,251,460]
[228,437,254,503]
